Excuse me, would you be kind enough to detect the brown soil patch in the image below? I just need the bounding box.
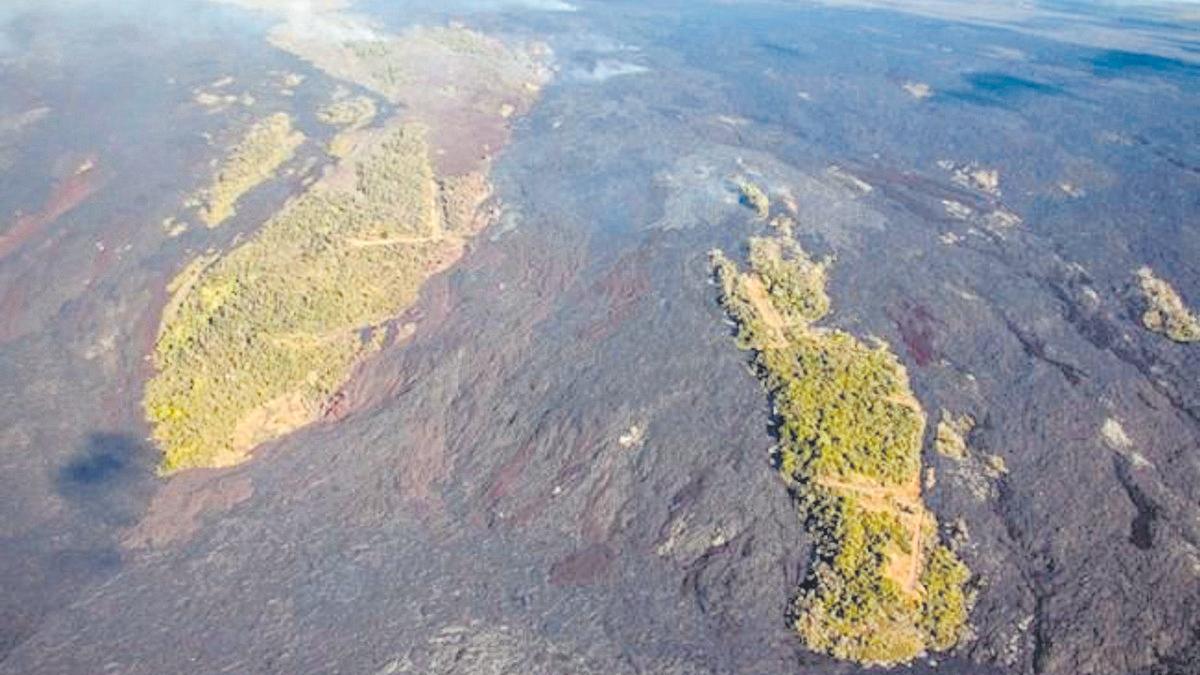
[886,301,942,367]
[484,440,538,505]
[0,284,26,344]
[394,407,449,507]
[123,471,253,549]
[549,543,615,586]
[1,154,101,261]
[228,390,315,462]
[579,249,650,342]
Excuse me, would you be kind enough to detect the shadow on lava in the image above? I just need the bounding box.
[55,432,158,527]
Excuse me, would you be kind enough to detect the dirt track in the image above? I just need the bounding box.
[818,475,928,593]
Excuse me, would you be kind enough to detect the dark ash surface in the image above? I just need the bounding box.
[2,1,1199,673]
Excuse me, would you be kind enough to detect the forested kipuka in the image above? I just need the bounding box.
[146,125,449,472]
[143,23,546,473]
[710,218,971,665]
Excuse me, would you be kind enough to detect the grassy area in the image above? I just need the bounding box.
[146,125,445,472]
[148,22,545,472]
[438,172,491,233]
[711,235,970,665]
[196,112,303,227]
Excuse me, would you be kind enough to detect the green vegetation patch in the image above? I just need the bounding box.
[920,544,972,651]
[147,125,444,472]
[711,234,971,665]
[747,236,830,327]
[793,493,926,665]
[763,331,924,485]
[1136,266,1200,343]
[195,112,304,227]
[438,172,491,234]
[710,249,778,350]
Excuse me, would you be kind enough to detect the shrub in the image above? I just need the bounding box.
[1136,266,1200,343]
[733,176,770,218]
[935,410,974,460]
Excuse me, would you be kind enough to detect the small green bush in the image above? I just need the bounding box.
[733,177,770,219]
[1136,266,1200,343]
[935,411,973,460]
